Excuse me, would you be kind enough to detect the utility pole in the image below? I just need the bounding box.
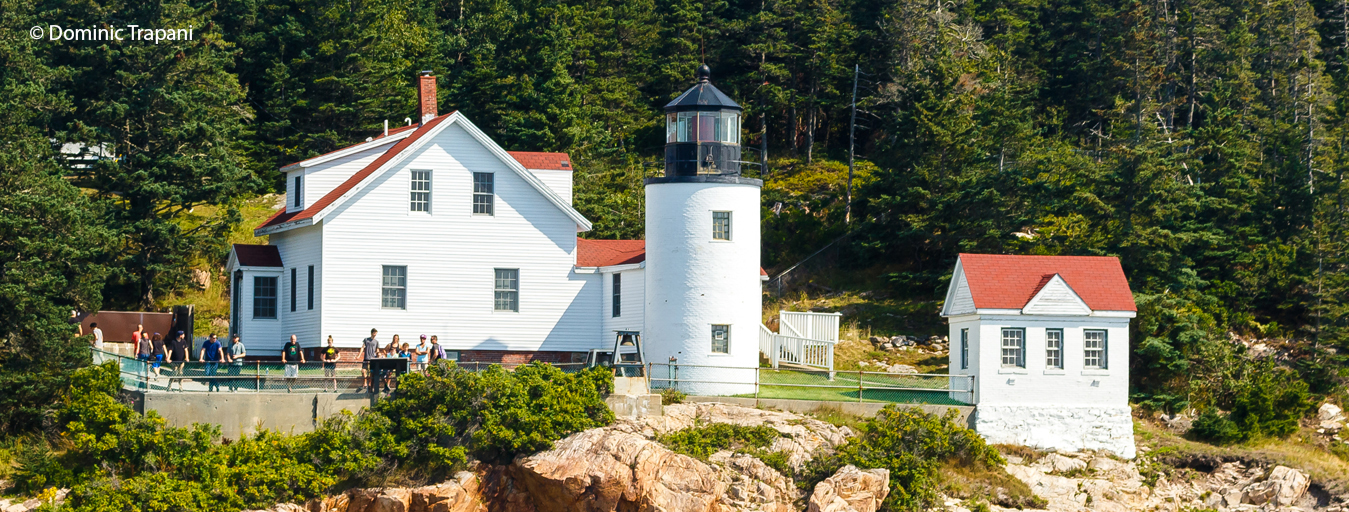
[846,64,859,225]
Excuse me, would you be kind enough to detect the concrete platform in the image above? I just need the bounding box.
[123,389,372,439]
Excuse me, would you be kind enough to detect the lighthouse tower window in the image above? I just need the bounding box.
[712,211,731,240]
[711,324,730,354]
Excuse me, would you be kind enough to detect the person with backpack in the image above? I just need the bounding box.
[282,335,305,391]
[427,335,447,367]
[198,334,225,392]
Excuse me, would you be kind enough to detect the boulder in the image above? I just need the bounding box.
[1320,403,1344,421]
[1033,453,1086,474]
[192,268,212,290]
[412,472,489,512]
[806,465,890,512]
[1267,465,1310,506]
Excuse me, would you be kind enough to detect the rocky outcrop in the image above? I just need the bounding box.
[806,465,889,512]
[0,489,66,512]
[250,402,862,512]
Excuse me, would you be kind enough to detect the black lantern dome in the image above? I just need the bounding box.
[662,65,743,177]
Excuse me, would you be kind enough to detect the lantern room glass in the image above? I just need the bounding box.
[665,112,740,143]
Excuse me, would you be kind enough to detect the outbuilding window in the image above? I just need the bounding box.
[1084,330,1107,369]
[712,211,731,240]
[612,273,621,318]
[960,329,969,370]
[293,176,302,208]
[382,266,407,309]
[711,324,730,354]
[473,172,494,215]
[1046,329,1063,369]
[253,276,277,319]
[1000,328,1024,368]
[307,265,315,310]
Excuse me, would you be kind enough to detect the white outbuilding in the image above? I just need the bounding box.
[942,253,1138,458]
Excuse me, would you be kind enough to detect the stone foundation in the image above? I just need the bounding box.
[973,404,1136,458]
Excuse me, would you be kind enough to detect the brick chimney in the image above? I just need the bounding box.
[418,70,436,124]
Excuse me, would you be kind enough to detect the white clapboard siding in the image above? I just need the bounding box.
[944,266,976,316]
[529,169,573,205]
[287,146,391,213]
[236,267,285,353]
[268,226,324,352]
[599,268,645,343]
[1021,274,1092,315]
[318,122,599,352]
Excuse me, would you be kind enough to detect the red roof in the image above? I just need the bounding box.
[958,253,1136,311]
[283,123,419,168]
[232,244,283,267]
[260,113,455,230]
[577,238,768,277]
[577,239,646,267]
[508,151,573,171]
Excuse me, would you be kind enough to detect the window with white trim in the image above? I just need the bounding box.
[711,324,730,354]
[1001,328,1024,368]
[1046,329,1063,369]
[410,170,431,212]
[712,211,731,240]
[253,276,277,319]
[473,172,494,215]
[381,266,407,309]
[960,329,969,370]
[494,269,519,311]
[1084,330,1107,369]
[293,175,303,207]
[611,273,621,318]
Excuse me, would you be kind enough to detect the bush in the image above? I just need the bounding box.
[660,387,687,405]
[656,423,783,460]
[1189,360,1311,444]
[19,360,616,510]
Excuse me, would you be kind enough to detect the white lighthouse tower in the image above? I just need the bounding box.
[645,65,761,395]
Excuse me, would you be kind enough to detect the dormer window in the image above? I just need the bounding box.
[293,175,302,208]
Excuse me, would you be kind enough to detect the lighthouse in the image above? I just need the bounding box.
[644,65,762,395]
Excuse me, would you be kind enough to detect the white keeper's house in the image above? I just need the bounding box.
[942,253,1138,458]
[228,67,767,371]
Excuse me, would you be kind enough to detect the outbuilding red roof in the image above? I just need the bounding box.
[577,239,646,267]
[958,253,1136,311]
[232,244,283,267]
[508,151,573,171]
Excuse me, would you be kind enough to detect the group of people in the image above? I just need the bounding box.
[128,324,246,392]
[355,328,450,393]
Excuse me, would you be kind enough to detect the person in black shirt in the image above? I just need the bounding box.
[150,333,166,377]
[168,331,190,391]
[282,335,305,391]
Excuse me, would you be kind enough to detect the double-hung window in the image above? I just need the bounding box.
[612,273,621,317]
[381,266,407,309]
[960,329,969,370]
[253,276,277,319]
[1001,328,1025,368]
[711,324,730,354]
[1084,330,1107,369]
[473,172,494,215]
[494,269,519,311]
[1046,329,1063,369]
[712,211,731,240]
[410,170,431,212]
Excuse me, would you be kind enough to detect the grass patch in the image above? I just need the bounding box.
[661,387,687,405]
[809,406,868,430]
[656,423,784,460]
[764,289,946,341]
[940,460,1047,510]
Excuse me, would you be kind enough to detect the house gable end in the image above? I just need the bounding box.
[1021,273,1091,315]
[942,260,976,316]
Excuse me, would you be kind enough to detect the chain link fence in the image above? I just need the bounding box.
[649,363,973,405]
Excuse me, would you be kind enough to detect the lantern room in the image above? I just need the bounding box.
[664,64,743,177]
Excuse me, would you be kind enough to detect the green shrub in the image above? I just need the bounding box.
[656,423,783,460]
[660,387,687,405]
[1188,361,1311,444]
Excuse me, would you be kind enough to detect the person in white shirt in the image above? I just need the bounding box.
[90,323,104,349]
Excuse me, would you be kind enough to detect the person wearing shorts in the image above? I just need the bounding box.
[282,335,304,391]
[359,329,379,393]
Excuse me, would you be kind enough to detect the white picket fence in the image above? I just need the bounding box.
[760,310,840,371]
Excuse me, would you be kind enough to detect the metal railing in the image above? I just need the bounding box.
[91,348,590,393]
[649,363,974,405]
